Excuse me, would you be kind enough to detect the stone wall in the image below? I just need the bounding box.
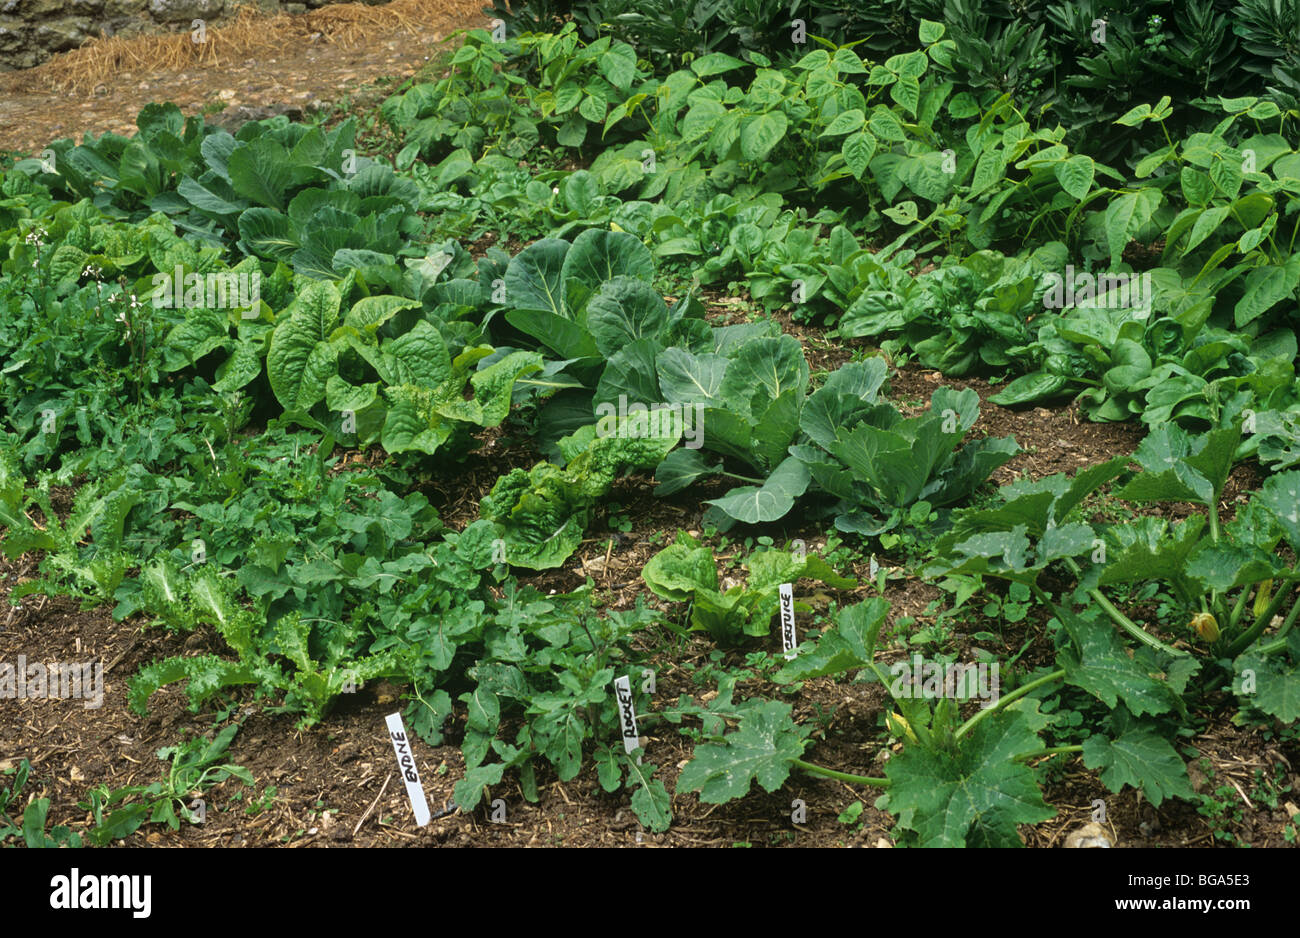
[0,0,378,70]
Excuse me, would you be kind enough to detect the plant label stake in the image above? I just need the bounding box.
[385,712,430,827]
[613,675,641,764]
[780,583,797,659]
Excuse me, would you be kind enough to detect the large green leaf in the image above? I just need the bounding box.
[504,237,570,315]
[585,276,670,357]
[654,449,723,496]
[1253,470,1300,553]
[595,338,661,409]
[1082,713,1195,808]
[560,228,653,303]
[599,40,638,89]
[750,388,804,470]
[739,111,788,162]
[842,131,877,179]
[342,295,419,337]
[227,137,293,210]
[471,351,543,426]
[705,455,810,524]
[1099,516,1207,602]
[657,348,727,407]
[800,360,888,449]
[677,700,810,803]
[1103,189,1160,266]
[1234,641,1300,723]
[1114,424,1238,508]
[1234,255,1300,327]
[384,320,451,389]
[717,335,808,417]
[266,280,342,413]
[179,176,248,216]
[505,308,599,359]
[1059,614,1179,717]
[1055,155,1095,200]
[880,701,1054,847]
[237,207,298,260]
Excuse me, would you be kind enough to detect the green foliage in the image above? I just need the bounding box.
[795,372,1019,536]
[445,587,671,831]
[930,426,1300,735]
[0,759,84,848]
[382,26,645,165]
[267,278,542,453]
[838,249,1059,377]
[877,700,1056,848]
[481,417,680,568]
[79,723,254,843]
[6,13,1299,849]
[678,699,812,802]
[641,532,855,643]
[20,107,424,279]
[379,27,1300,440]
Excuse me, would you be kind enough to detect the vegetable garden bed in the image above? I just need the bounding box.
[2,2,1299,852]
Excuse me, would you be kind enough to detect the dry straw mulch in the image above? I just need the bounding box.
[1,0,480,96]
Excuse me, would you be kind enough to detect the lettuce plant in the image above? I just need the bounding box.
[480,416,681,569]
[641,532,856,643]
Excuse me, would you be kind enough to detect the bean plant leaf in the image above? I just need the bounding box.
[1055,155,1095,200]
[739,111,788,162]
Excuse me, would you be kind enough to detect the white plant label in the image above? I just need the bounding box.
[613,674,641,761]
[779,582,797,659]
[385,712,430,827]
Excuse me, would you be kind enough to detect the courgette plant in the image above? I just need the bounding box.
[928,421,1300,721]
[671,598,1097,847]
[673,421,1300,845]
